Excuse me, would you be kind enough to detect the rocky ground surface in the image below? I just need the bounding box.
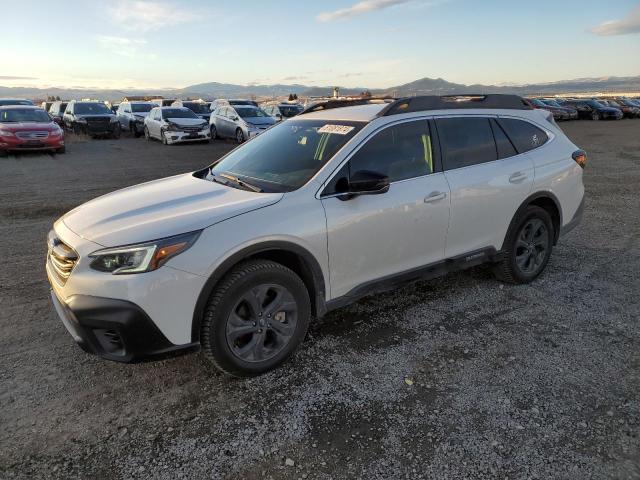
[1,122,638,479]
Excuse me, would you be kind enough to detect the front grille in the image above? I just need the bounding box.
[16,131,49,139]
[180,125,203,132]
[47,231,78,285]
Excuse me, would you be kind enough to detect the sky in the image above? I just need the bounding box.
[3,0,640,90]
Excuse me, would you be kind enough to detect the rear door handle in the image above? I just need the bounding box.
[424,191,447,203]
[509,172,528,184]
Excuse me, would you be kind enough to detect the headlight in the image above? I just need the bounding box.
[76,117,87,123]
[110,116,118,123]
[0,129,15,137]
[89,231,201,274]
[165,122,179,131]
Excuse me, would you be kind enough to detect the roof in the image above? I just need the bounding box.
[297,103,387,122]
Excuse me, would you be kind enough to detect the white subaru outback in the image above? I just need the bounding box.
[46,95,586,376]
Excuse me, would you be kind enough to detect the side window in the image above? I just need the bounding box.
[348,121,433,183]
[497,118,548,154]
[436,117,497,170]
[490,119,517,159]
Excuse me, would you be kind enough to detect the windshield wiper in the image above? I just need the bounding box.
[218,172,263,193]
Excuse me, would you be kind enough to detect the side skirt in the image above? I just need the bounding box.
[324,247,499,313]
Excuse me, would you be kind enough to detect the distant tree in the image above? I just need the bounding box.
[288,93,295,101]
[56,95,61,101]
[360,90,372,98]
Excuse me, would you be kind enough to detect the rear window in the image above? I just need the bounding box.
[436,117,497,170]
[497,118,548,154]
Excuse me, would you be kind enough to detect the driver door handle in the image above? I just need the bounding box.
[424,191,447,203]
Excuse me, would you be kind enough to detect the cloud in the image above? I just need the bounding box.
[95,35,148,57]
[589,6,640,36]
[282,76,309,81]
[317,0,413,22]
[109,0,199,32]
[0,76,37,80]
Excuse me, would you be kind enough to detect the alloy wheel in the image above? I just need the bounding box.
[225,284,298,363]
[514,219,549,275]
[236,129,244,144]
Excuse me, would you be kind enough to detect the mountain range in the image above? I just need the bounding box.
[1,76,639,102]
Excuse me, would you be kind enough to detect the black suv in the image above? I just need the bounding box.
[63,101,121,138]
[561,99,623,120]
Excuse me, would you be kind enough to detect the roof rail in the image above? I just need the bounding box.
[300,97,395,115]
[378,94,532,117]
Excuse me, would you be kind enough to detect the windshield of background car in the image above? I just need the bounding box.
[280,106,301,117]
[162,108,198,119]
[74,103,111,115]
[184,102,209,114]
[236,107,269,118]
[210,120,364,192]
[0,108,51,123]
[586,100,604,108]
[545,100,561,107]
[531,99,546,107]
[0,100,33,106]
[132,103,153,113]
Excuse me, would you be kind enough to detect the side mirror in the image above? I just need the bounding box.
[232,116,239,121]
[339,170,390,200]
[276,113,283,120]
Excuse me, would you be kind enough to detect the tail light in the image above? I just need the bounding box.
[572,150,587,169]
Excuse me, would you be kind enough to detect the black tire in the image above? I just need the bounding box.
[73,124,83,135]
[493,206,554,284]
[235,128,245,144]
[144,126,151,141]
[591,111,600,121]
[210,124,217,139]
[0,149,7,157]
[56,146,66,154]
[111,124,121,139]
[161,129,169,145]
[201,260,311,377]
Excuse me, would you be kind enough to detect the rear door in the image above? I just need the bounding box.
[321,119,451,298]
[435,116,534,258]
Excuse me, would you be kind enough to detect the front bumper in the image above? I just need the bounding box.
[0,135,64,152]
[165,129,210,144]
[51,290,199,363]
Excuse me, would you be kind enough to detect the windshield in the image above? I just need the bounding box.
[210,120,364,192]
[280,106,302,117]
[132,103,153,113]
[75,103,111,115]
[586,100,605,108]
[531,99,546,107]
[236,107,269,118]
[0,108,51,123]
[162,108,198,119]
[0,99,33,106]
[544,100,561,107]
[184,102,209,114]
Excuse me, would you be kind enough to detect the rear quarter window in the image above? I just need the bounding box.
[497,118,548,154]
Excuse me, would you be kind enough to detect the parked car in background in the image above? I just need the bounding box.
[40,101,53,112]
[540,99,578,120]
[262,102,304,121]
[0,99,33,106]
[210,104,276,143]
[152,98,176,107]
[45,94,586,375]
[144,106,210,145]
[601,99,639,118]
[616,97,640,110]
[0,105,65,156]
[561,99,623,120]
[48,101,68,127]
[63,101,121,138]
[172,100,211,122]
[116,101,155,137]
[526,98,571,121]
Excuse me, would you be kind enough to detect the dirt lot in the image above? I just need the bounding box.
[1,122,639,480]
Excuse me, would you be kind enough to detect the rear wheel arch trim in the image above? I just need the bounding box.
[501,191,563,250]
[191,241,327,343]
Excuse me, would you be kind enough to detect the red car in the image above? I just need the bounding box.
[0,105,65,156]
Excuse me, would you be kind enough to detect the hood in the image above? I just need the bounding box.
[246,117,276,127]
[166,117,206,126]
[0,121,57,132]
[62,173,283,246]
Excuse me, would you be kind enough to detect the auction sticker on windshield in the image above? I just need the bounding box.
[317,124,355,135]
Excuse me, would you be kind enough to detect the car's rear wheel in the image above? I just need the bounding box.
[210,124,217,139]
[235,128,245,144]
[493,205,554,284]
[200,259,310,377]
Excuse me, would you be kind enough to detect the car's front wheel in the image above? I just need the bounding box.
[210,124,217,139]
[200,260,311,377]
[144,126,151,141]
[111,124,121,139]
[493,205,554,284]
[235,128,245,144]
[161,129,169,145]
[591,111,601,121]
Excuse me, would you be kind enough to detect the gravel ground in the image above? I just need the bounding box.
[1,122,639,480]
